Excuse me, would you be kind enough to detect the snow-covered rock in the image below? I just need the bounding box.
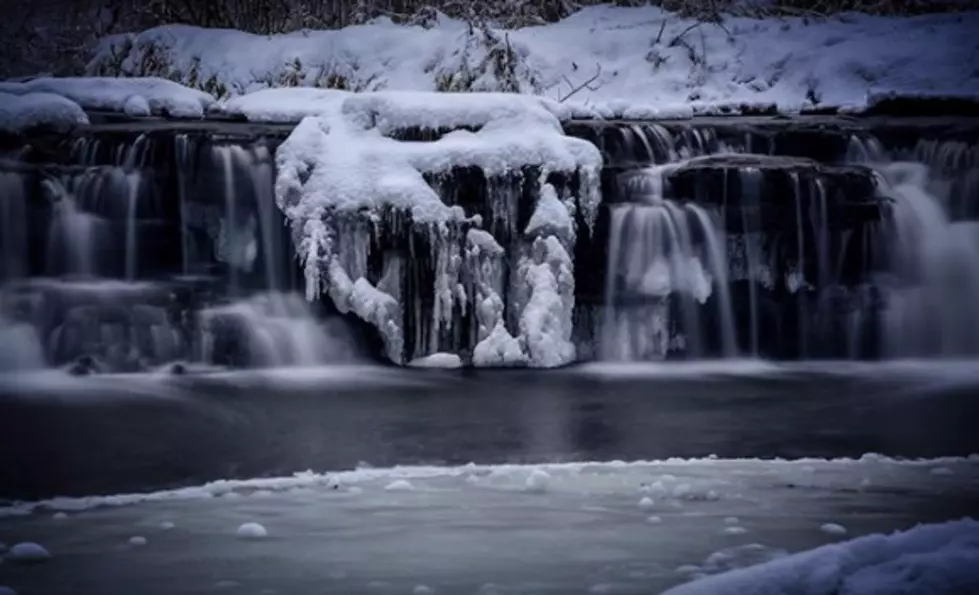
[0,77,215,118]
[274,91,599,367]
[7,542,52,563]
[663,519,979,595]
[0,92,88,134]
[236,522,268,539]
[129,536,148,546]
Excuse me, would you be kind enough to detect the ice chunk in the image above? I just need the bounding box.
[129,536,148,546]
[408,353,463,369]
[723,526,748,536]
[0,91,88,134]
[384,480,414,492]
[8,542,52,563]
[236,522,268,539]
[473,321,527,367]
[524,469,551,493]
[821,523,848,536]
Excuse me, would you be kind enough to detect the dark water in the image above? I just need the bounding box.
[2,361,978,501]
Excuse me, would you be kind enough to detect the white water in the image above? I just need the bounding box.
[876,162,979,357]
[200,292,361,367]
[601,166,737,361]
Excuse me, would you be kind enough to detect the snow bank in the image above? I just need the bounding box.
[664,519,979,595]
[0,77,215,118]
[219,87,349,122]
[90,6,979,114]
[274,92,599,366]
[0,92,88,134]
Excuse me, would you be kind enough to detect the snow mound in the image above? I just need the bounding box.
[0,92,88,134]
[236,522,268,539]
[663,519,979,595]
[90,7,979,114]
[639,496,655,510]
[7,542,52,563]
[129,536,148,546]
[158,521,175,530]
[52,511,68,520]
[0,77,214,118]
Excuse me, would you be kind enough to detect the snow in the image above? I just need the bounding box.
[0,588,17,595]
[663,519,979,595]
[408,353,463,369]
[639,496,655,510]
[274,92,599,367]
[158,521,175,530]
[0,77,215,118]
[219,87,349,122]
[471,321,527,367]
[235,522,268,539]
[7,542,52,563]
[822,522,849,536]
[525,183,575,244]
[129,536,148,546]
[722,526,748,535]
[52,512,68,520]
[516,236,576,368]
[89,7,979,114]
[0,91,88,134]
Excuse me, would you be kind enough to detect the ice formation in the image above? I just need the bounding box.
[274,92,600,367]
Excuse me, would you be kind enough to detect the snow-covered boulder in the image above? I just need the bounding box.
[0,92,88,134]
[0,77,215,118]
[273,91,600,367]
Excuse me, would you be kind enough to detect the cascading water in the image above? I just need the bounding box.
[0,132,364,374]
[601,166,738,360]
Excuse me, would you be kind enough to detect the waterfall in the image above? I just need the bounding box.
[601,166,739,360]
[875,162,979,357]
[0,171,29,280]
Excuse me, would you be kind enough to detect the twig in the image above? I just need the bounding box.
[557,62,602,103]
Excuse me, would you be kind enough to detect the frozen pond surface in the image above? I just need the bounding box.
[1,360,978,593]
[2,457,978,594]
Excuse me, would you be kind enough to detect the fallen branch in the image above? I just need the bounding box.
[557,62,602,102]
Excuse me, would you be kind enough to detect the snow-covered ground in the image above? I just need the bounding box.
[88,5,979,116]
[1,457,977,594]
